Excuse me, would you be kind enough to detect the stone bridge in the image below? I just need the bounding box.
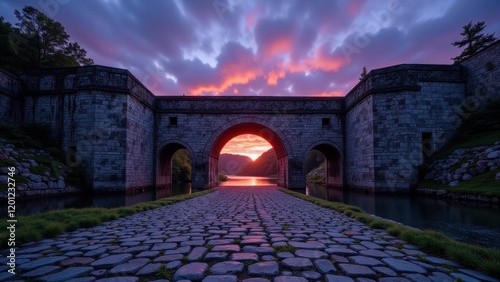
[155,96,344,190]
[1,41,498,193]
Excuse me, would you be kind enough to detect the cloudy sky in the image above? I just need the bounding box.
[1,0,499,159]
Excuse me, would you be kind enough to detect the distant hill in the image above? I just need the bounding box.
[235,149,327,177]
[219,154,253,175]
[238,149,277,176]
[304,150,325,173]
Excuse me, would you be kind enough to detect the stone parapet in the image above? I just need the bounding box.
[156,96,344,114]
[345,64,464,110]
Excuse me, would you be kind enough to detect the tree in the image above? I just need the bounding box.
[0,17,30,73]
[452,21,496,63]
[172,149,191,183]
[10,6,93,69]
[65,42,93,66]
[359,66,368,80]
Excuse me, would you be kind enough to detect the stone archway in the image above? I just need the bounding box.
[304,142,343,187]
[203,117,292,188]
[156,140,194,189]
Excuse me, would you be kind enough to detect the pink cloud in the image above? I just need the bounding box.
[1,0,499,98]
[221,134,273,160]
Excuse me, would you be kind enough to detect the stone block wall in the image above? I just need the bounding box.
[345,64,465,191]
[345,95,374,189]
[371,82,464,191]
[125,95,155,191]
[461,40,500,104]
[22,66,155,192]
[0,69,21,123]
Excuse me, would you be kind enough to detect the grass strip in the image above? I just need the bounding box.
[280,189,500,279]
[0,189,215,248]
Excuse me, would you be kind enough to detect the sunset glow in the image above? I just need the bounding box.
[1,1,497,98]
[220,134,272,161]
[1,1,497,163]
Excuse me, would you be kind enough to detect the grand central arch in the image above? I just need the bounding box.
[202,117,293,188]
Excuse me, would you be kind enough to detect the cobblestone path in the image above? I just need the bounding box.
[1,187,498,282]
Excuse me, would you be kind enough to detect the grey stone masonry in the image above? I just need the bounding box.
[345,64,468,191]
[461,39,500,104]
[21,66,156,192]
[0,187,497,281]
[0,40,498,192]
[0,68,21,123]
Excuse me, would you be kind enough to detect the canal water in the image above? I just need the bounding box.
[305,183,500,250]
[220,175,277,186]
[2,176,499,249]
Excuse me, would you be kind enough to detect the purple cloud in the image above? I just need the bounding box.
[1,0,499,97]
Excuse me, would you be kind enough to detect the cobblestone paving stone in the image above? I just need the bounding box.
[1,186,499,281]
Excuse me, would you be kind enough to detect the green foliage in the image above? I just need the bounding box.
[172,149,191,183]
[218,173,228,182]
[400,229,449,255]
[15,225,42,243]
[157,264,173,280]
[0,6,93,74]
[419,168,500,196]
[19,122,57,148]
[459,100,500,135]
[29,165,48,175]
[369,219,393,230]
[417,99,500,192]
[0,122,86,188]
[0,122,55,150]
[304,150,325,174]
[0,17,27,74]
[355,213,374,225]
[452,21,496,62]
[41,221,65,237]
[307,162,326,184]
[0,158,16,167]
[280,189,500,279]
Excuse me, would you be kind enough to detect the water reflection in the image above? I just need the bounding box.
[306,183,500,249]
[0,183,192,217]
[220,176,277,186]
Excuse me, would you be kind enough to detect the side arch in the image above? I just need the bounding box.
[303,141,344,187]
[202,116,293,188]
[156,139,195,189]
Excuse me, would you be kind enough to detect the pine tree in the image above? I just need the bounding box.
[452,21,496,63]
[359,66,368,80]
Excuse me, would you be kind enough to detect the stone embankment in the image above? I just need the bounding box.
[1,187,497,281]
[0,139,79,199]
[424,141,500,186]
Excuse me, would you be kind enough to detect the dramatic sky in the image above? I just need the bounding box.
[1,0,499,159]
[221,135,270,160]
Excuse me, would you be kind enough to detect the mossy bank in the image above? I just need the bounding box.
[0,123,84,199]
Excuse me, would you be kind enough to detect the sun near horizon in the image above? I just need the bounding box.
[220,134,272,161]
